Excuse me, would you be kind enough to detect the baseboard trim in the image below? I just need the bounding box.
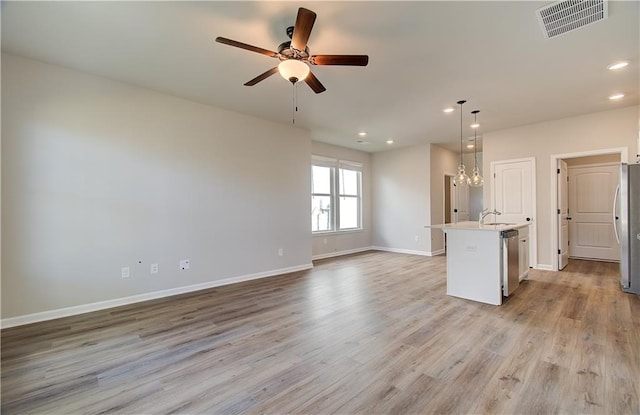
[1,263,313,329]
[430,249,446,256]
[535,264,554,271]
[371,246,437,257]
[312,247,373,261]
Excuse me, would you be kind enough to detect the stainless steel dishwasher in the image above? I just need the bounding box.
[502,229,520,296]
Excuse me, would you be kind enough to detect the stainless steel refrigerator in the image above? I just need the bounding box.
[616,163,640,294]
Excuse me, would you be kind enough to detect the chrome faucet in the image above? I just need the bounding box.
[480,208,502,224]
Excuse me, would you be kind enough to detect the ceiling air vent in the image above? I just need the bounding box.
[537,0,608,39]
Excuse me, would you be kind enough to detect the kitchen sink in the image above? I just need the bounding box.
[483,222,518,226]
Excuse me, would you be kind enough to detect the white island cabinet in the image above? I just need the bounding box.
[518,226,530,281]
[427,221,530,305]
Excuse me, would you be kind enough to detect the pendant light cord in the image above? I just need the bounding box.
[457,100,466,165]
[460,103,463,165]
[473,111,478,166]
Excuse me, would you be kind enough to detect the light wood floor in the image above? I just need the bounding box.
[2,252,639,414]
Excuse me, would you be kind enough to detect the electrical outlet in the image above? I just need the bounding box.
[121,267,130,278]
[150,263,159,274]
[415,235,419,242]
[179,259,190,270]
[278,248,283,256]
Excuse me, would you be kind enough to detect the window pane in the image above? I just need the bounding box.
[339,169,359,196]
[339,196,358,229]
[312,166,331,194]
[312,195,332,232]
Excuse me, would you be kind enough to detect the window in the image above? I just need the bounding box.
[311,156,362,233]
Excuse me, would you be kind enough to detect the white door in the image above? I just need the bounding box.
[492,158,536,267]
[558,160,569,270]
[451,178,469,222]
[568,164,620,261]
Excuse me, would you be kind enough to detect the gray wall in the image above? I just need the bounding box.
[464,151,484,221]
[311,141,372,258]
[429,144,458,253]
[372,144,433,254]
[4,53,636,322]
[428,146,484,254]
[482,105,639,269]
[2,54,312,320]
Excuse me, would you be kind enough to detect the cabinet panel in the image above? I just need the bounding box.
[519,231,529,281]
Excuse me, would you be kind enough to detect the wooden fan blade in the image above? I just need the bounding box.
[291,8,316,51]
[310,55,369,66]
[215,37,278,58]
[244,67,279,86]
[304,71,326,94]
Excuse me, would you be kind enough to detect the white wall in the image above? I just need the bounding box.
[311,141,372,259]
[372,144,433,255]
[565,153,620,166]
[483,105,639,269]
[1,54,312,321]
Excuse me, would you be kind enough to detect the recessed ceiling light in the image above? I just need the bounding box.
[443,107,455,113]
[609,93,625,100]
[358,131,367,137]
[470,123,480,129]
[608,61,629,70]
[386,139,394,144]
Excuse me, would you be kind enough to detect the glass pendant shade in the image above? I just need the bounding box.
[469,166,484,187]
[278,59,310,83]
[454,164,469,185]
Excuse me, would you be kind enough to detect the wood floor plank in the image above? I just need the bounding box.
[1,253,638,414]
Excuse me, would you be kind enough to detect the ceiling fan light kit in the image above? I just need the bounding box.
[215,7,368,94]
[278,59,310,83]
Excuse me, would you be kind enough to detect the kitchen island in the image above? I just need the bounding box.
[427,221,529,305]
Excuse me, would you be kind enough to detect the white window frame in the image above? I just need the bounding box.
[311,156,363,234]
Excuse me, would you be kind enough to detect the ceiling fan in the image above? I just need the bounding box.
[215,7,369,94]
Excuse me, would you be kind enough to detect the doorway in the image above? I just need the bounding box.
[443,174,469,223]
[550,147,627,271]
[568,159,620,261]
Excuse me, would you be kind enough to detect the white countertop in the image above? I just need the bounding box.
[426,221,529,232]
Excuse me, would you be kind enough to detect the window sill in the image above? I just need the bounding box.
[313,229,364,236]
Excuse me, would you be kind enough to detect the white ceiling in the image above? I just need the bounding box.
[2,1,638,152]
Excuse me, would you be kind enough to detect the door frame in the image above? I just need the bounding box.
[549,147,628,271]
[558,159,569,270]
[443,173,454,224]
[442,173,455,253]
[490,157,537,269]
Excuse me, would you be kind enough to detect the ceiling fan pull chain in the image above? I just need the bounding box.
[292,83,296,125]
[291,82,301,125]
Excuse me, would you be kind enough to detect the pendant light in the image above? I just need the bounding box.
[453,100,469,186]
[469,109,484,187]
